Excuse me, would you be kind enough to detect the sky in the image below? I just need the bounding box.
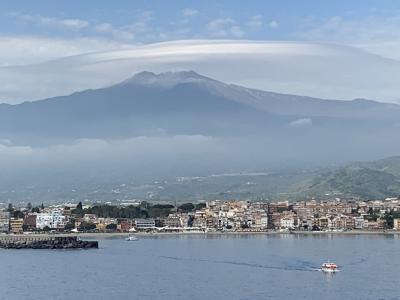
[1,0,400,102]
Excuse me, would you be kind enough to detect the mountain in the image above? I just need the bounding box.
[0,70,399,145]
[1,70,400,204]
[4,41,400,103]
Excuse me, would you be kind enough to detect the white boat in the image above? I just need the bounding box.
[321,262,339,273]
[125,235,138,241]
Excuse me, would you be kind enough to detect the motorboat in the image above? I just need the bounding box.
[125,235,138,241]
[321,262,339,273]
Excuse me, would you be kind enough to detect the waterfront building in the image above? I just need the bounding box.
[354,217,365,229]
[118,218,134,232]
[36,211,67,230]
[135,218,156,230]
[23,214,37,231]
[9,218,24,234]
[394,218,400,230]
[280,217,295,229]
[163,214,183,228]
[0,211,10,233]
[253,213,268,229]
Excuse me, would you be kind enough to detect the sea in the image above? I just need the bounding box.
[1,234,399,300]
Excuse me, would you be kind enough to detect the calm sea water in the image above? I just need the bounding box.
[1,234,399,300]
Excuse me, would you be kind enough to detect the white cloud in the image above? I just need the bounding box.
[13,13,89,30]
[207,18,245,38]
[247,15,263,30]
[182,8,198,17]
[94,10,153,41]
[268,20,279,29]
[0,35,132,66]
[2,40,400,103]
[299,11,400,60]
[0,135,220,169]
[95,23,136,41]
[230,26,245,38]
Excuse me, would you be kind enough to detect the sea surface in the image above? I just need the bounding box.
[1,234,399,300]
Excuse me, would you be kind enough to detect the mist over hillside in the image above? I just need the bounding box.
[0,71,400,203]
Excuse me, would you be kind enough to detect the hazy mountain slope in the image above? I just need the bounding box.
[300,156,400,199]
[0,70,399,145]
[2,156,400,203]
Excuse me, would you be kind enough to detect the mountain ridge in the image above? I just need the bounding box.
[0,70,399,166]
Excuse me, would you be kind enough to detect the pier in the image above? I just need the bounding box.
[0,235,98,249]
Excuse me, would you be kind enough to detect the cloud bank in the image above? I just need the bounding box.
[1,40,400,104]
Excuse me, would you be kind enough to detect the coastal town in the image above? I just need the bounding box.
[2,197,400,234]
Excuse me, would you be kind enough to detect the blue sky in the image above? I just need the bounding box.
[1,0,400,45]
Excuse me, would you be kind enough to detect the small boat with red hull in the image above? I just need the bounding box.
[321,262,339,273]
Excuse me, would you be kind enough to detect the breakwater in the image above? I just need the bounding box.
[0,235,98,249]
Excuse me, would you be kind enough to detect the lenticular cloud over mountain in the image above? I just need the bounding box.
[2,40,400,103]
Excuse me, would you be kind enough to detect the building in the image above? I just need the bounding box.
[36,211,67,230]
[9,218,23,234]
[394,218,400,230]
[23,214,37,231]
[135,218,156,230]
[83,214,98,224]
[354,217,365,229]
[280,217,295,229]
[162,214,183,228]
[0,211,10,233]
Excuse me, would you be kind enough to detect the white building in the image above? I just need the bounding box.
[36,211,67,230]
[0,211,10,232]
[394,218,400,230]
[354,217,365,229]
[280,217,295,229]
[135,218,156,230]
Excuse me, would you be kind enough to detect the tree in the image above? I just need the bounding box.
[78,221,96,231]
[13,210,24,219]
[178,203,195,213]
[105,223,117,231]
[42,226,51,232]
[64,219,76,231]
[40,203,44,210]
[31,207,40,213]
[27,202,32,210]
[140,201,150,209]
[71,202,84,217]
[195,203,206,210]
[7,203,13,213]
[383,211,400,229]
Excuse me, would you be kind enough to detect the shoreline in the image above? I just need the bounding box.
[5,230,400,239]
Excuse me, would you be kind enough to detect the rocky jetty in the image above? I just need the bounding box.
[0,236,98,249]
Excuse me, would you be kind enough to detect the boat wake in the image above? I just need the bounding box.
[160,256,320,272]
